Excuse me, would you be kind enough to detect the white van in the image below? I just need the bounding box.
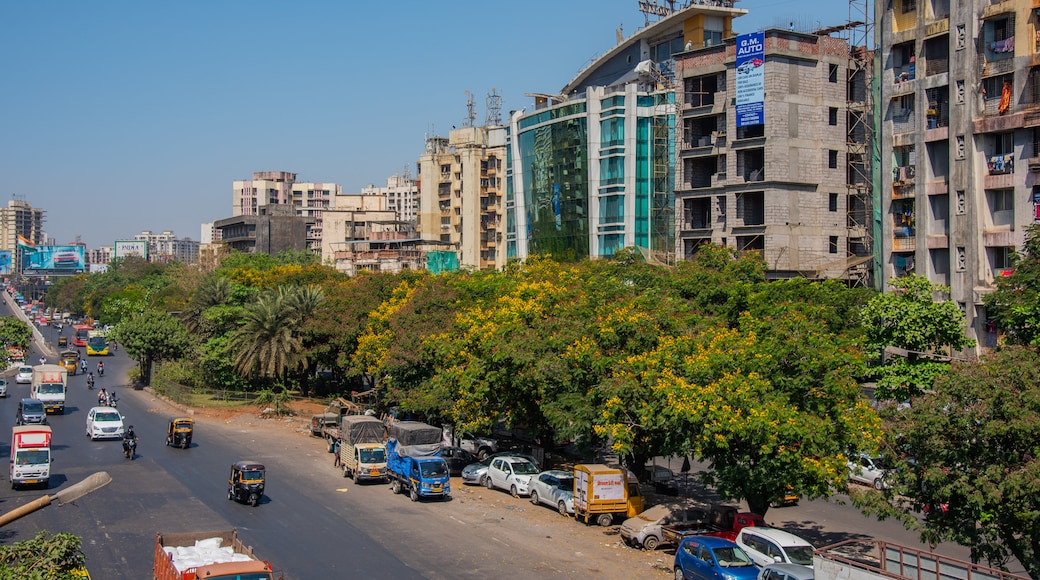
[735,527,815,568]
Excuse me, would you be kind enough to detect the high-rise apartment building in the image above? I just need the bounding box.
[0,199,45,251]
[361,174,420,224]
[877,0,1039,350]
[232,171,341,253]
[674,28,871,281]
[418,126,507,270]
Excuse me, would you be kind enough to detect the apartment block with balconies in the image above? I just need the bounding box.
[878,0,1040,351]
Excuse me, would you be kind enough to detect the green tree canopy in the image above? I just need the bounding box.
[114,310,194,385]
[0,531,86,580]
[985,224,1040,347]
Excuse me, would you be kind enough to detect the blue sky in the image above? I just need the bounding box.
[1,0,857,248]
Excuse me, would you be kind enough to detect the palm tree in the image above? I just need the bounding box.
[182,275,231,334]
[229,292,302,381]
[281,285,325,323]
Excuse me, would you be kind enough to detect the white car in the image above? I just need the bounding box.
[847,453,892,489]
[735,527,815,568]
[0,379,7,397]
[85,406,125,440]
[484,456,539,497]
[528,470,575,515]
[15,365,33,384]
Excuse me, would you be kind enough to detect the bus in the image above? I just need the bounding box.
[73,325,92,347]
[86,333,109,356]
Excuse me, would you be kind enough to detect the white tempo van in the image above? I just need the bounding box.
[735,527,815,568]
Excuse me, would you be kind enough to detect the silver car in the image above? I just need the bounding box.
[847,453,891,489]
[0,378,8,397]
[461,452,540,485]
[528,470,575,515]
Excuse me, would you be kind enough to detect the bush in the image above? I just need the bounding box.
[154,360,198,388]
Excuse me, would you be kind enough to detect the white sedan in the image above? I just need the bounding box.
[85,406,124,440]
[15,365,33,384]
[484,456,540,497]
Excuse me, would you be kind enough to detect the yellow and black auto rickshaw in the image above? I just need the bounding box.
[57,335,68,348]
[60,349,79,375]
[165,417,194,449]
[228,460,265,507]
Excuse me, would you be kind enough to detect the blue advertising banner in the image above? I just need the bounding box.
[0,251,11,275]
[735,31,765,127]
[21,245,85,273]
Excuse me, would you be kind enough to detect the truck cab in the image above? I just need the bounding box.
[10,425,52,489]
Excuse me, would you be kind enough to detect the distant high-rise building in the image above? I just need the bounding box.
[231,171,341,253]
[132,230,200,264]
[361,174,420,224]
[0,199,45,251]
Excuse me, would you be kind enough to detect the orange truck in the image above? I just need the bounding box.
[573,463,645,527]
[153,529,280,580]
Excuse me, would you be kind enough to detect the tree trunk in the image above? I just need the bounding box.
[746,493,770,518]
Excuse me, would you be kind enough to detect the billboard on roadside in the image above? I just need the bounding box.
[114,240,148,260]
[21,245,85,274]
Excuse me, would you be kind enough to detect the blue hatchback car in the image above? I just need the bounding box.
[674,535,760,580]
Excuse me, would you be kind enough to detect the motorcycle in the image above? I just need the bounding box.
[123,436,137,460]
[86,376,94,390]
[97,366,104,377]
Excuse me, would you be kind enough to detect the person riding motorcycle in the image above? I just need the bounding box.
[86,372,94,389]
[80,359,87,373]
[97,387,108,406]
[97,361,105,376]
[122,425,137,459]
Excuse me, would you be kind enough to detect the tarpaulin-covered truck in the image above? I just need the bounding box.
[338,415,387,483]
[573,463,645,527]
[386,421,450,501]
[31,364,67,414]
[154,529,280,580]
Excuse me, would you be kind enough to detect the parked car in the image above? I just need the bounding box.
[735,527,815,568]
[484,455,540,497]
[16,365,33,384]
[759,563,815,580]
[458,433,498,460]
[0,378,8,397]
[528,470,575,516]
[439,446,476,477]
[620,504,709,551]
[85,406,124,441]
[674,536,759,580]
[461,452,541,485]
[847,453,892,489]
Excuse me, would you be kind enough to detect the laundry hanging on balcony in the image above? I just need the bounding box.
[999,79,1013,115]
[988,153,1014,174]
[991,35,1015,53]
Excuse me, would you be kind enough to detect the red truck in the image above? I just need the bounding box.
[154,529,280,580]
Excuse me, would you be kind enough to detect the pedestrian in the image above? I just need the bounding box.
[332,438,341,467]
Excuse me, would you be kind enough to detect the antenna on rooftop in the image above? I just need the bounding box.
[486,88,502,126]
[463,91,477,128]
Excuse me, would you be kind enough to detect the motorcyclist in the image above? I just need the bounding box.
[97,387,108,406]
[86,372,94,389]
[97,361,104,376]
[80,359,87,373]
[122,425,137,458]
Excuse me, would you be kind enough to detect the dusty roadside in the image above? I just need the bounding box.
[144,391,674,579]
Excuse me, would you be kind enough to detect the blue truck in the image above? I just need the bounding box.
[386,421,450,502]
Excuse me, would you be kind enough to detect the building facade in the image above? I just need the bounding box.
[506,2,745,265]
[418,126,507,270]
[674,28,871,281]
[361,174,420,224]
[132,230,200,264]
[877,0,1040,350]
[232,171,340,253]
[0,199,45,251]
[213,205,311,256]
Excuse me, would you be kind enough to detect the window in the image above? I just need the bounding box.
[829,236,839,254]
[829,150,839,169]
[829,193,839,212]
[829,64,838,83]
[990,189,1014,212]
[992,17,1011,43]
[992,132,1014,156]
[829,107,838,126]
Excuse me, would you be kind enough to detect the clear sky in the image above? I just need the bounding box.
[1,0,858,249]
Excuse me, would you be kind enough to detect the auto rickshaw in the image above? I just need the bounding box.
[59,349,80,375]
[57,335,68,348]
[228,460,265,507]
[165,417,194,449]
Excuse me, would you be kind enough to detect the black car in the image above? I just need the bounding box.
[440,446,476,476]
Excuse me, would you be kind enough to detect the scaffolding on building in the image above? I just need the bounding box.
[637,62,678,267]
[843,0,874,288]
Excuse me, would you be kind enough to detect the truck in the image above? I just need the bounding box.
[31,364,68,414]
[10,425,52,489]
[154,529,280,580]
[337,415,388,483]
[813,539,1029,580]
[309,397,362,447]
[386,420,450,502]
[655,504,766,547]
[573,463,645,527]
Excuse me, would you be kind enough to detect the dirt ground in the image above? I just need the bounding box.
[155,394,675,579]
